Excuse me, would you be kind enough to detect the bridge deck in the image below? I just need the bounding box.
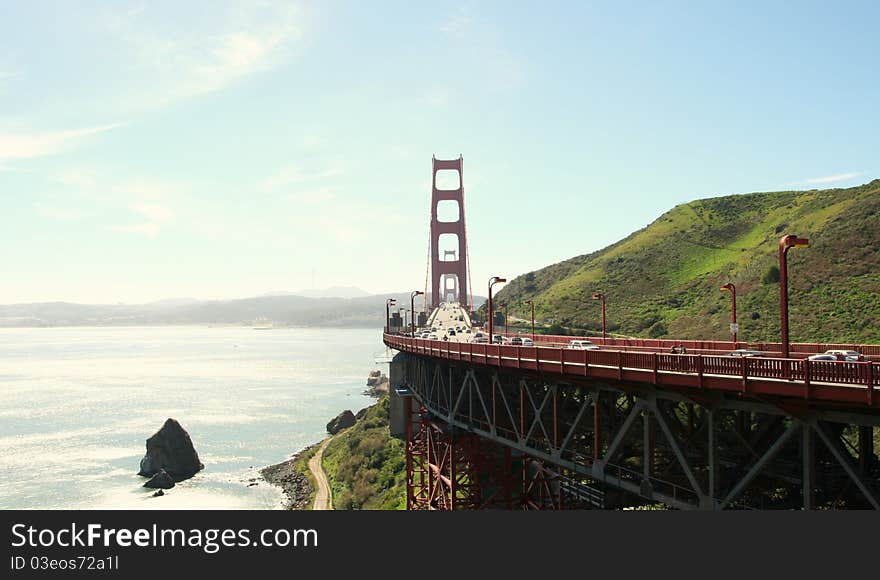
[384,333,879,411]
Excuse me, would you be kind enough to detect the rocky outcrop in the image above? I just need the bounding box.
[326,410,356,434]
[144,469,175,489]
[364,371,389,397]
[138,418,204,481]
[355,407,368,421]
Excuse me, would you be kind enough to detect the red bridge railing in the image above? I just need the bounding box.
[504,332,880,358]
[384,333,879,410]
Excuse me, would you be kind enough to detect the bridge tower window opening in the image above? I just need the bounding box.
[436,200,461,223]
[434,169,461,190]
[442,274,459,304]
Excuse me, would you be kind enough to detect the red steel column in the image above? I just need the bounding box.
[430,156,470,310]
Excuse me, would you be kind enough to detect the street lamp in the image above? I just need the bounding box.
[488,276,506,342]
[410,290,424,337]
[592,292,606,340]
[779,234,809,359]
[720,283,737,344]
[524,299,535,340]
[385,298,396,333]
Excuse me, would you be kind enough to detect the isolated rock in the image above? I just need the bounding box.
[326,410,356,434]
[138,418,204,481]
[144,469,175,489]
[152,490,165,497]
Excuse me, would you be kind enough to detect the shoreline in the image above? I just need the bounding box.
[260,371,389,510]
[260,442,323,510]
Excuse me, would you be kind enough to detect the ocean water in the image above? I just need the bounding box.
[0,326,383,509]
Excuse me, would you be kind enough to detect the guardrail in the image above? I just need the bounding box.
[503,332,880,358]
[384,333,880,409]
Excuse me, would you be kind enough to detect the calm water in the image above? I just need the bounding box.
[0,326,383,509]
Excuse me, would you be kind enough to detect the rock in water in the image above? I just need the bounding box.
[138,418,204,481]
[144,469,175,489]
[326,410,356,434]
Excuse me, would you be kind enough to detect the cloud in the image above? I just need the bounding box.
[287,186,336,205]
[440,6,474,37]
[34,203,87,221]
[0,124,123,161]
[260,162,346,192]
[109,223,161,237]
[104,3,303,109]
[804,172,862,185]
[131,202,174,222]
[108,182,180,236]
[436,5,524,93]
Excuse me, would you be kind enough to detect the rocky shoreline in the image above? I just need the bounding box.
[260,445,317,510]
[260,369,387,510]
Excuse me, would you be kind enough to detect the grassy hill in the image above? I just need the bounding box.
[496,179,880,343]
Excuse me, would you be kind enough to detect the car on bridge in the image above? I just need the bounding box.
[510,337,535,347]
[725,349,766,357]
[822,349,864,361]
[807,354,839,361]
[568,340,600,350]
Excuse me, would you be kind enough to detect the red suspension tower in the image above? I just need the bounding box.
[430,156,470,310]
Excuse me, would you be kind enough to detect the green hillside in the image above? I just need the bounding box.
[496,179,880,343]
[322,396,407,510]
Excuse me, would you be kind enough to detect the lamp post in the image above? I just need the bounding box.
[592,292,606,339]
[488,276,506,343]
[779,234,809,359]
[524,299,535,340]
[385,298,396,333]
[720,283,737,344]
[410,290,424,337]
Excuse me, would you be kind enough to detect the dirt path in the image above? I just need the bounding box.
[308,437,334,510]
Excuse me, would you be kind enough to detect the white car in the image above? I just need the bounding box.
[823,349,864,361]
[568,340,600,350]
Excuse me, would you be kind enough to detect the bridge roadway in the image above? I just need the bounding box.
[398,305,878,411]
[387,333,878,410]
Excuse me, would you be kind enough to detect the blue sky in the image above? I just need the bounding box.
[1,1,877,304]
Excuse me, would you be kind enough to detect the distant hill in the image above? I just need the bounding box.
[0,292,487,328]
[0,294,399,328]
[495,179,880,343]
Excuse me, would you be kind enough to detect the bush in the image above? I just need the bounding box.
[763,265,780,284]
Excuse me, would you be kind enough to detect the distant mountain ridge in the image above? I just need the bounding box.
[496,179,880,343]
[0,291,488,328]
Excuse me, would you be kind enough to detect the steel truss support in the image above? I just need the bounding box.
[398,353,880,510]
